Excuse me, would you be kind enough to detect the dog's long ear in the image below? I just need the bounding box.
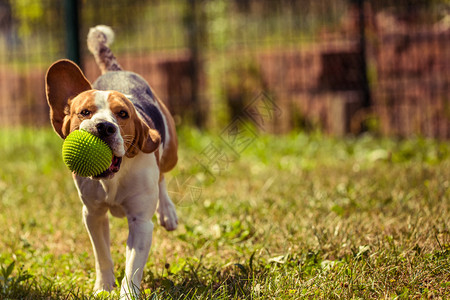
[126,117,161,158]
[45,59,92,139]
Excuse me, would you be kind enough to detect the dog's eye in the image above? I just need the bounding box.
[79,109,91,117]
[118,110,129,119]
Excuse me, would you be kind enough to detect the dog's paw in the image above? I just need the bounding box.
[157,200,178,231]
[94,275,117,294]
[120,277,141,300]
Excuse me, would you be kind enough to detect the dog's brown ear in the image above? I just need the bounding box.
[126,117,161,158]
[45,59,92,138]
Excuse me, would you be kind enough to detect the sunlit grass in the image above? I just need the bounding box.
[0,127,449,299]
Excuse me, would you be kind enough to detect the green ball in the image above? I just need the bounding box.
[62,130,113,177]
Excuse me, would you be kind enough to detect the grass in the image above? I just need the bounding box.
[0,127,449,299]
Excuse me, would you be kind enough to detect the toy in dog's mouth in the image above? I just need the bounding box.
[94,155,122,179]
[92,134,124,179]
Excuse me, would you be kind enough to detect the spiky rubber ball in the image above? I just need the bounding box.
[62,130,113,177]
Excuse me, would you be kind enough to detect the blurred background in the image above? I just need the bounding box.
[0,0,448,138]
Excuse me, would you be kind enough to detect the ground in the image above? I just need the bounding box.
[0,127,449,299]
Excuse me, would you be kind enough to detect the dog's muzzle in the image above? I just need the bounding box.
[90,121,124,179]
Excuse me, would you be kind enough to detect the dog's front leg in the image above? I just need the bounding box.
[82,205,116,292]
[120,213,154,298]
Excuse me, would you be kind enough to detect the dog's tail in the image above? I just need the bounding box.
[87,25,122,74]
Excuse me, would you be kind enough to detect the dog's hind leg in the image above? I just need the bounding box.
[157,176,178,231]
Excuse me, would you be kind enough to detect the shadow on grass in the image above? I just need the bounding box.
[142,260,257,299]
[0,261,256,299]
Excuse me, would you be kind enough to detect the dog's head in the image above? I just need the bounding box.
[45,59,160,179]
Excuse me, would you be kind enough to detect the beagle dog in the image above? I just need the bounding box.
[45,25,178,297]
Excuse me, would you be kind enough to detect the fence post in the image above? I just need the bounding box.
[357,0,371,109]
[186,0,206,128]
[64,0,80,66]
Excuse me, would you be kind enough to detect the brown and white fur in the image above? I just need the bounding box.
[45,25,178,297]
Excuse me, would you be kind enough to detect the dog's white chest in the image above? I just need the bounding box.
[74,152,158,211]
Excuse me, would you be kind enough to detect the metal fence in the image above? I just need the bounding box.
[0,0,449,138]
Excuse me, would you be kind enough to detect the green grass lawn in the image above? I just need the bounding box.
[0,127,449,299]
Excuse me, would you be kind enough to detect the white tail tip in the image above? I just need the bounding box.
[89,25,115,46]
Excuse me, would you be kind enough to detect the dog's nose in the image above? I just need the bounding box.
[96,122,117,137]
